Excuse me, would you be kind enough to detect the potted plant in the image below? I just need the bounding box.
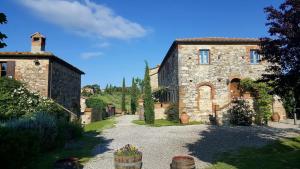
[114,144,142,169]
[180,112,190,124]
[271,112,280,122]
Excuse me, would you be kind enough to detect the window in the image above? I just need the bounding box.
[33,37,39,41]
[250,50,260,64]
[199,49,209,64]
[0,62,7,77]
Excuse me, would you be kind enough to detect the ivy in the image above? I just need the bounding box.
[240,78,273,125]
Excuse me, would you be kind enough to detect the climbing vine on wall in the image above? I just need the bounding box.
[240,78,273,125]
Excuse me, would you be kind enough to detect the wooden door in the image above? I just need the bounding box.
[230,78,241,98]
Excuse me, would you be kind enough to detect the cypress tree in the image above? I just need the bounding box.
[105,84,109,93]
[143,62,154,124]
[121,78,126,113]
[131,78,138,114]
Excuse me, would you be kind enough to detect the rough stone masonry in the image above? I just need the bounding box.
[157,37,286,122]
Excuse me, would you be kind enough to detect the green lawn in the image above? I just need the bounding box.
[207,136,300,169]
[92,92,131,111]
[28,118,116,169]
[132,119,203,127]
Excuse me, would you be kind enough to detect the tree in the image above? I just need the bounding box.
[0,13,7,48]
[121,78,126,112]
[143,62,154,124]
[130,78,138,114]
[135,77,144,95]
[260,0,300,118]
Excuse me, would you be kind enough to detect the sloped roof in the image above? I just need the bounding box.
[175,37,259,43]
[0,52,84,74]
[30,32,45,38]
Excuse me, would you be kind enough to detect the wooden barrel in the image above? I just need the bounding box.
[114,153,142,169]
[170,156,195,169]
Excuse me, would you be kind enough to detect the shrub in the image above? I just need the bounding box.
[228,99,254,126]
[240,78,273,125]
[166,103,179,122]
[0,78,69,121]
[0,78,40,120]
[4,112,58,151]
[57,120,83,143]
[86,96,107,119]
[0,127,40,169]
[36,98,70,121]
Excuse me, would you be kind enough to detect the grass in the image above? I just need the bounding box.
[132,119,203,127]
[29,118,116,169]
[207,136,300,169]
[92,92,131,111]
[84,118,116,132]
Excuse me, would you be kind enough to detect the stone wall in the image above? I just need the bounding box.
[0,58,49,97]
[50,61,81,114]
[177,44,267,121]
[158,48,179,104]
[154,102,170,119]
[80,97,87,113]
[149,66,159,91]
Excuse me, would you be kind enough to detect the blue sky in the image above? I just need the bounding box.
[0,0,283,87]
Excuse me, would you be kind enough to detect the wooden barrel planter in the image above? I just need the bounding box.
[53,157,80,169]
[114,153,142,169]
[170,156,195,169]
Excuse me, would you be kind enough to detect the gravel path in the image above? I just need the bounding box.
[84,115,300,169]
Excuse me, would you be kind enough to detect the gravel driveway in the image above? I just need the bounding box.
[84,115,300,169]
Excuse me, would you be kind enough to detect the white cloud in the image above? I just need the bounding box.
[80,52,103,59]
[94,42,110,48]
[20,0,147,40]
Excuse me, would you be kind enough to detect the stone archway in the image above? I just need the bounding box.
[197,83,215,116]
[230,78,241,98]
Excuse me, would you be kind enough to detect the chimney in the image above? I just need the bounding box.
[30,32,46,53]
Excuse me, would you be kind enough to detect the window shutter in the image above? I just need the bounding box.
[6,61,15,79]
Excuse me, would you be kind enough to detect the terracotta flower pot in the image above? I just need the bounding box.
[180,112,190,124]
[271,113,280,122]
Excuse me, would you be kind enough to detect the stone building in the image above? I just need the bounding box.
[158,37,286,122]
[149,65,159,91]
[0,32,84,115]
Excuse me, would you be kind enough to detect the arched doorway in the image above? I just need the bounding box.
[230,78,241,98]
[198,85,213,115]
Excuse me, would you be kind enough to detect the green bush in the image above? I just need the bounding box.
[240,78,273,125]
[166,103,179,122]
[36,99,70,121]
[57,120,83,143]
[0,78,69,121]
[0,112,83,169]
[0,78,40,120]
[0,127,40,169]
[4,112,58,151]
[228,99,254,126]
[86,96,107,119]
